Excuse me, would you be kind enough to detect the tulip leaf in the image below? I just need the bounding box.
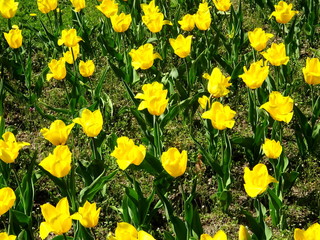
[282,171,299,193]
[11,210,31,227]
[51,236,73,240]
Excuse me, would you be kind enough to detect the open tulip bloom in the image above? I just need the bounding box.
[270,1,299,24]
[161,148,187,178]
[0,232,16,240]
[40,120,75,146]
[0,187,16,216]
[169,34,193,58]
[73,109,103,137]
[129,43,162,70]
[37,0,58,14]
[303,58,320,85]
[200,230,227,240]
[0,0,19,18]
[4,27,23,49]
[294,222,320,240]
[109,222,156,240]
[71,201,100,228]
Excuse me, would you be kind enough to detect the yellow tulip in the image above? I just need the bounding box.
[142,12,172,33]
[129,43,162,70]
[0,132,29,164]
[178,14,195,31]
[200,230,227,240]
[112,222,156,240]
[0,232,16,240]
[39,197,72,239]
[46,58,67,81]
[239,225,251,240]
[79,60,95,77]
[202,102,236,130]
[194,1,211,30]
[63,44,80,64]
[261,43,289,66]
[39,145,72,178]
[302,58,320,85]
[0,0,19,19]
[40,120,75,146]
[198,95,210,109]
[262,138,282,159]
[58,29,82,48]
[111,13,132,32]
[70,0,85,12]
[244,163,278,198]
[239,60,269,89]
[96,0,118,18]
[248,28,274,52]
[203,68,231,98]
[0,187,16,216]
[213,0,232,12]
[260,91,294,123]
[71,201,100,228]
[73,109,103,137]
[135,82,168,116]
[110,136,146,170]
[141,0,160,15]
[37,0,58,14]
[161,148,187,178]
[4,27,22,49]
[169,35,193,58]
[270,1,298,24]
[294,223,320,240]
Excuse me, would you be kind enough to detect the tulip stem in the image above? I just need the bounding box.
[310,84,315,114]
[63,233,68,240]
[12,165,27,214]
[184,58,190,92]
[153,115,161,159]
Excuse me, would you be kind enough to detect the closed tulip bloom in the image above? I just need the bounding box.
[129,43,162,70]
[142,13,172,33]
[37,0,58,14]
[202,102,236,130]
[203,68,231,98]
[71,201,100,228]
[58,29,82,48]
[213,0,232,12]
[73,109,103,137]
[244,163,278,198]
[79,60,95,77]
[46,58,66,81]
[270,1,298,24]
[200,230,227,240]
[135,82,168,116]
[96,0,118,18]
[294,223,320,240]
[113,222,156,240]
[239,225,251,240]
[40,120,75,146]
[303,58,320,85]
[198,95,210,109]
[0,132,29,164]
[262,139,282,159]
[70,0,85,12]
[63,44,80,64]
[178,14,195,31]
[0,232,16,240]
[4,28,22,49]
[0,187,16,216]
[248,28,274,52]
[39,145,72,178]
[169,35,192,58]
[261,43,289,66]
[260,91,294,123]
[161,148,187,178]
[194,2,211,30]
[239,60,269,89]
[111,13,132,32]
[141,0,160,15]
[110,136,146,170]
[39,198,72,239]
[0,0,19,19]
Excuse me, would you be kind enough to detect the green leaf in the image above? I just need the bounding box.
[11,210,31,227]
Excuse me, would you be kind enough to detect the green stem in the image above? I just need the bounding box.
[153,115,161,159]
[63,233,68,240]
[12,166,27,214]
[184,58,190,93]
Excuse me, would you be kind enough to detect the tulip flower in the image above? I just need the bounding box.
[58,29,82,48]
[248,28,274,52]
[239,60,269,89]
[198,95,210,110]
[141,0,160,15]
[239,225,251,240]
[0,232,16,240]
[213,0,232,12]
[73,109,103,137]
[0,132,30,164]
[261,43,289,66]
[79,60,95,77]
[302,58,320,85]
[110,13,132,32]
[178,14,195,31]
[39,197,72,239]
[244,163,278,198]
[4,27,22,49]
[39,145,72,178]
[70,0,85,12]
[260,91,294,123]
[0,0,19,19]
[169,35,193,58]
[96,0,118,18]
[203,67,231,98]
[37,0,58,14]
[200,230,227,240]
[129,43,162,70]
[110,136,146,170]
[0,187,16,216]
[46,58,67,81]
[71,201,100,228]
[194,1,211,30]
[161,148,187,178]
[40,120,75,146]
[262,139,282,159]
[135,82,169,116]
[202,102,236,130]
[142,13,172,33]
[270,1,298,24]
[294,222,320,240]
[63,44,80,64]
[110,222,156,240]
